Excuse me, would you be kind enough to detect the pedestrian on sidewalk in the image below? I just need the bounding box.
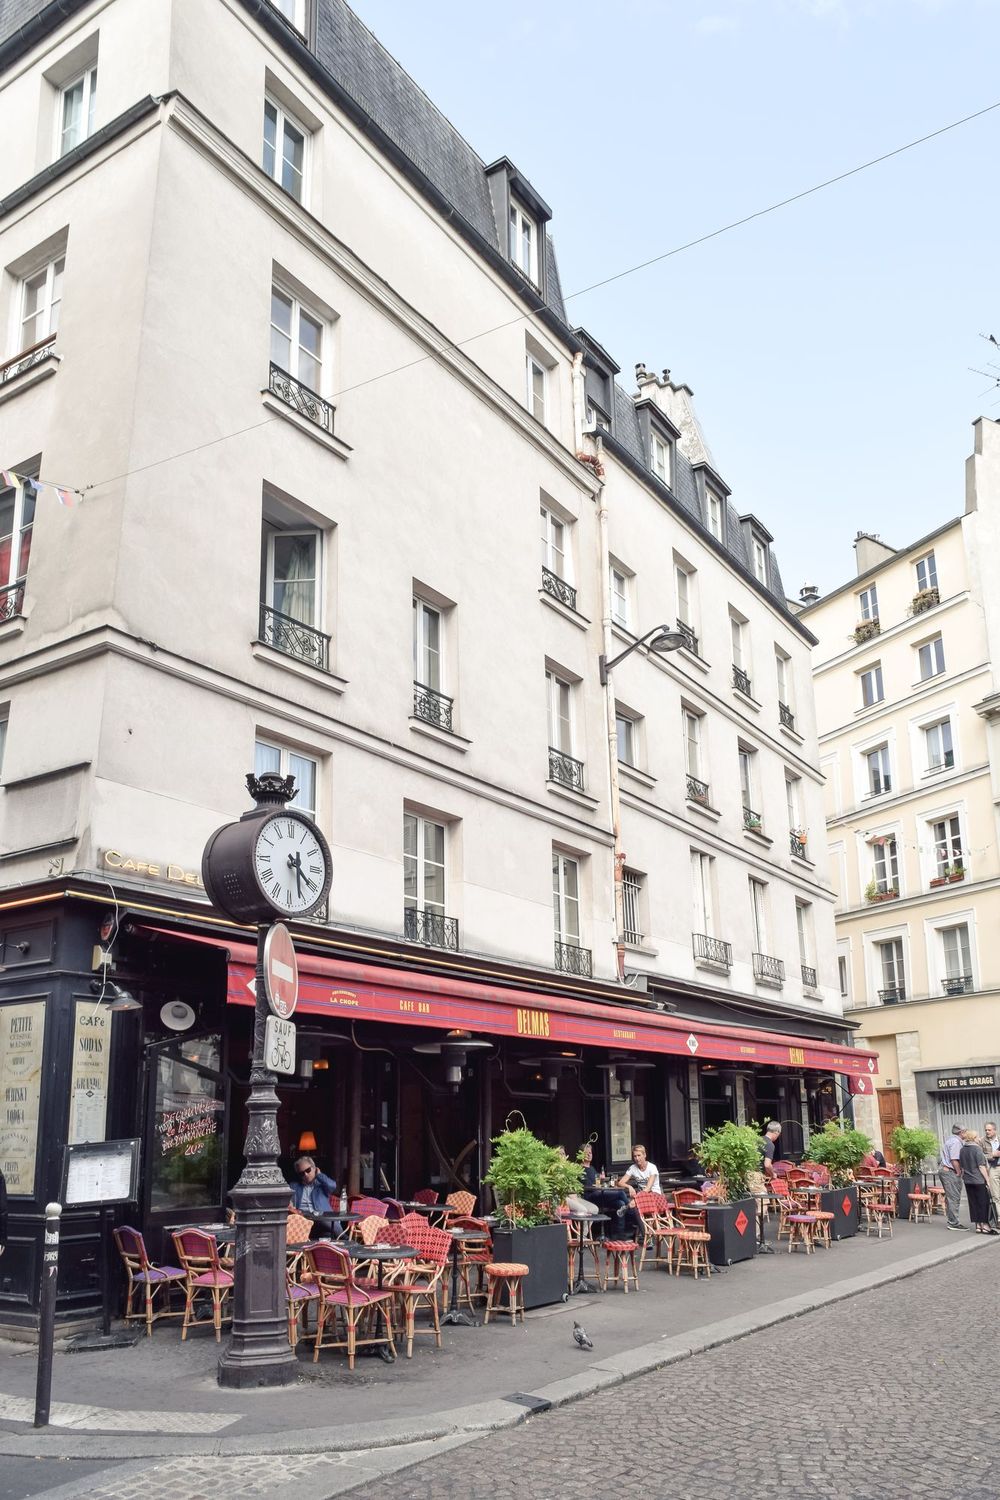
[939,1124,966,1230]
[761,1122,782,1179]
[982,1122,1000,1217]
[959,1130,996,1235]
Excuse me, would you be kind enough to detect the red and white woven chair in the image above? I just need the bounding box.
[305,1242,396,1369]
[383,1221,451,1357]
[171,1228,234,1343]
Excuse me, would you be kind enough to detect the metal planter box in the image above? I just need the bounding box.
[895,1176,919,1221]
[704,1198,757,1266]
[489,1222,568,1309]
[819,1183,859,1239]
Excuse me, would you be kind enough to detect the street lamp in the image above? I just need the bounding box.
[599,624,685,685]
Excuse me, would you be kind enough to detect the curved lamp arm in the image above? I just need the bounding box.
[599,624,685,685]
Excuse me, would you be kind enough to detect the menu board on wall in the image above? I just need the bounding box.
[68,1001,111,1145]
[609,1090,633,1165]
[0,1001,46,1196]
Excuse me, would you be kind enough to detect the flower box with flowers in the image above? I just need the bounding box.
[910,587,940,615]
[852,619,880,645]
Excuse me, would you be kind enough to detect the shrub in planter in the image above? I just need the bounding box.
[889,1127,938,1176]
[803,1118,872,1188]
[484,1126,583,1309]
[695,1121,762,1203]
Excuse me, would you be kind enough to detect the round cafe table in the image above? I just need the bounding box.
[342,1243,415,1362]
[442,1227,490,1327]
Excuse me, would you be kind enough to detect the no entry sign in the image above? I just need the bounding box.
[263,923,298,1019]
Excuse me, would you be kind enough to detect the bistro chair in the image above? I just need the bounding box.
[383,1198,407,1222]
[634,1192,679,1274]
[350,1195,389,1219]
[809,1209,835,1249]
[445,1190,476,1218]
[672,1188,704,1210]
[483,1262,529,1327]
[306,1242,396,1370]
[349,1215,390,1283]
[383,1221,451,1357]
[672,1219,712,1279]
[411,1188,439,1206]
[786,1212,817,1253]
[449,1214,493,1308]
[908,1185,933,1224]
[286,1263,320,1349]
[383,1211,428,1247]
[171,1228,234,1342]
[928,1184,946,1215]
[861,1185,896,1238]
[285,1209,314,1275]
[600,1235,641,1293]
[113,1226,186,1338]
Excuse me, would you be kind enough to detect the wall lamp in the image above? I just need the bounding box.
[599,624,686,685]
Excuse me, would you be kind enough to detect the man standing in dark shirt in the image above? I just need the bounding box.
[761,1122,782,1178]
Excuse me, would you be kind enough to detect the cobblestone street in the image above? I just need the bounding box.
[374,1249,1000,1500]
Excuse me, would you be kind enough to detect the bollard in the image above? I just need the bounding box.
[34,1202,62,1429]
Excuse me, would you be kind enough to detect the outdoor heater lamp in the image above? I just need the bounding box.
[412,1029,492,1093]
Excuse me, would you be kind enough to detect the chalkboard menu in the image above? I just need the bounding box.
[0,1001,46,1196]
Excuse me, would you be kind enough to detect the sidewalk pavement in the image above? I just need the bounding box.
[0,1216,993,1473]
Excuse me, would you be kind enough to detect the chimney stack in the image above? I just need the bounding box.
[853,531,896,575]
[799,584,820,605]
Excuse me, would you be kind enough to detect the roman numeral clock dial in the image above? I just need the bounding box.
[253,815,330,917]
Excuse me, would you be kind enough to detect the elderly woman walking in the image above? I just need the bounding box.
[959,1130,997,1235]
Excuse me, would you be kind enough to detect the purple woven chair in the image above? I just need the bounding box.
[172,1228,235,1342]
[113,1226,186,1337]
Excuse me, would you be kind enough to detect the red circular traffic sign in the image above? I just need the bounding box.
[263,922,298,1018]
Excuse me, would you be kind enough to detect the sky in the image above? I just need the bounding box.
[349,0,1000,597]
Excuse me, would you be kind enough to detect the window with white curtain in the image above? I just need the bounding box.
[706,491,723,541]
[552,852,581,945]
[930,815,962,878]
[610,565,630,628]
[915,551,938,592]
[872,835,899,893]
[925,718,954,771]
[263,97,307,202]
[616,712,635,766]
[877,938,906,1000]
[20,256,64,350]
[59,67,97,156]
[270,284,323,390]
[263,525,320,628]
[918,635,945,680]
[413,598,442,691]
[860,663,884,707]
[540,506,567,578]
[254,739,317,818]
[691,850,715,935]
[509,200,538,282]
[684,710,702,780]
[858,584,879,622]
[865,744,891,796]
[748,878,768,952]
[526,354,546,422]
[940,924,972,989]
[651,431,671,485]
[546,670,573,753]
[404,813,446,915]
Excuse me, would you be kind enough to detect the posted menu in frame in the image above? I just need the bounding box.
[68,1001,110,1145]
[0,1001,46,1196]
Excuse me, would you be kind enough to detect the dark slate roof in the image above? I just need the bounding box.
[0,0,52,42]
[611,380,793,616]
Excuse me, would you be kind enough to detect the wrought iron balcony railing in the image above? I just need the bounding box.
[258,603,330,670]
[779,701,795,731]
[0,580,26,624]
[541,566,577,611]
[941,974,973,996]
[789,833,807,859]
[676,618,699,656]
[686,775,710,805]
[268,362,335,435]
[743,805,763,834]
[548,746,585,793]
[413,682,454,733]
[404,906,459,950]
[879,986,905,1004]
[0,334,56,386]
[753,952,785,986]
[732,664,752,697]
[555,940,592,977]
[801,964,817,988]
[693,933,733,969]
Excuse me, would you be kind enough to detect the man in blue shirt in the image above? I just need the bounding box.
[289,1156,337,1216]
[939,1125,965,1229]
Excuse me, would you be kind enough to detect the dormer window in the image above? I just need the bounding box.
[651,431,672,486]
[706,491,723,541]
[271,0,307,35]
[751,537,768,584]
[509,200,538,283]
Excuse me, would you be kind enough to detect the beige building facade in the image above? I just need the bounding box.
[804,417,1000,1152]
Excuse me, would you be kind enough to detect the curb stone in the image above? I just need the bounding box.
[1,1234,990,1463]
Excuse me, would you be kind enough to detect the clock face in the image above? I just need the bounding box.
[253,815,329,915]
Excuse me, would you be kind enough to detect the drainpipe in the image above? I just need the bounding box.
[571,351,585,453]
[594,438,628,983]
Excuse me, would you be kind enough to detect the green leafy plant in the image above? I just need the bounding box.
[889,1126,939,1176]
[804,1118,873,1187]
[483,1126,583,1229]
[695,1121,763,1203]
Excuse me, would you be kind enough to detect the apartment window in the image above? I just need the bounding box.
[838,955,849,999]
[675,565,694,628]
[738,747,755,808]
[684,710,702,780]
[860,663,884,708]
[931,815,962,879]
[691,850,715,935]
[877,938,906,1001]
[616,712,636,766]
[20,257,64,350]
[730,614,745,669]
[915,551,938,592]
[546,670,573,754]
[270,285,323,390]
[610,565,630,629]
[651,431,671,485]
[858,584,879,622]
[795,901,812,966]
[413,598,443,692]
[706,491,723,542]
[918,635,945,681]
[865,744,891,796]
[540,506,567,578]
[585,402,610,433]
[254,739,317,818]
[263,97,307,202]
[872,835,899,894]
[526,354,546,423]
[749,878,768,952]
[751,538,768,585]
[785,774,801,830]
[509,200,538,283]
[940,924,972,991]
[403,812,446,916]
[59,66,97,156]
[925,718,954,772]
[775,650,792,708]
[0,475,36,613]
[271,0,307,31]
[552,852,581,945]
[621,868,644,945]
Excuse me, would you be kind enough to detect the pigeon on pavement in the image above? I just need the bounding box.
[573,1321,593,1350]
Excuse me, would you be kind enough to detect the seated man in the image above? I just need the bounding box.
[288,1155,337,1221]
[578,1143,629,1235]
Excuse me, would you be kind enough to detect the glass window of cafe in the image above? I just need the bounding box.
[146,1034,227,1214]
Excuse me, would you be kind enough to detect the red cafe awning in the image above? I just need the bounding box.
[142,925,879,1080]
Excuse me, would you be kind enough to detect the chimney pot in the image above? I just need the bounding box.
[799,584,820,604]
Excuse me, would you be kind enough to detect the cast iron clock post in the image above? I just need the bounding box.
[202,772,333,1388]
